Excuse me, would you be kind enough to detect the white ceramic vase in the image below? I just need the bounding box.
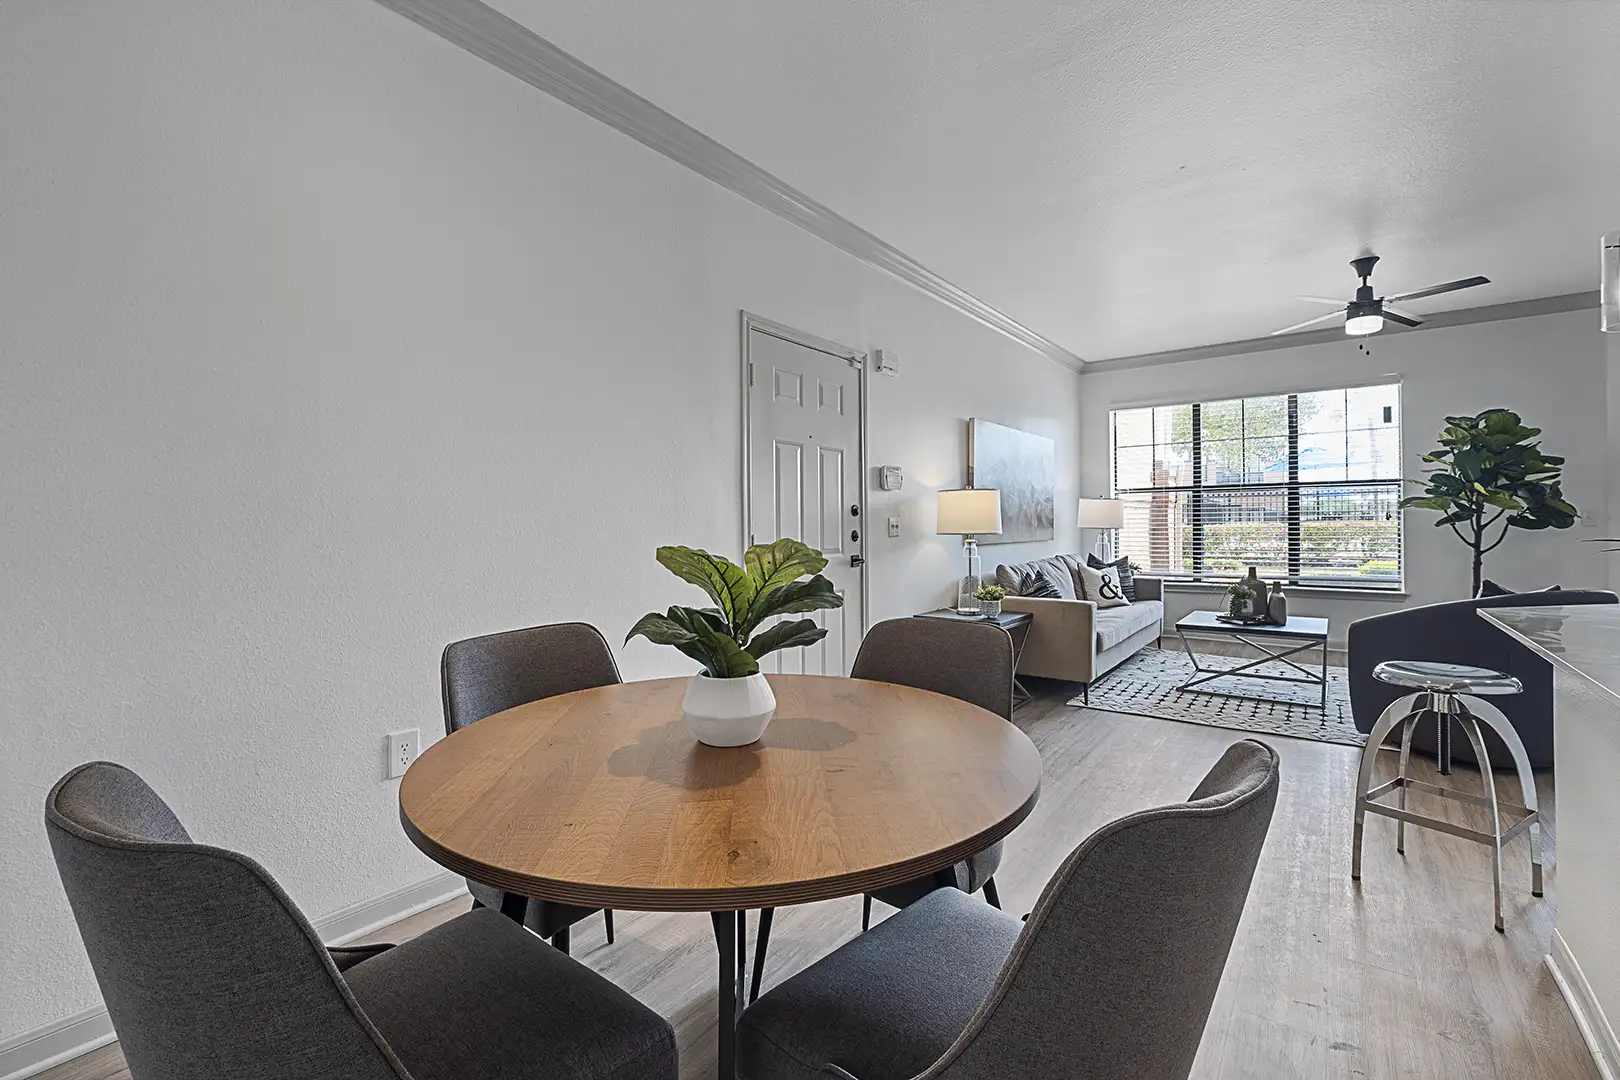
[682,672,776,747]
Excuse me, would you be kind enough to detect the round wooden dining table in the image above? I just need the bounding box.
[398,673,1042,1080]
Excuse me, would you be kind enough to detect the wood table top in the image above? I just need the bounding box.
[398,674,1042,912]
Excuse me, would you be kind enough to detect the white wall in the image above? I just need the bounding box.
[0,0,1079,1048]
[1080,309,1611,645]
[1608,331,1620,540]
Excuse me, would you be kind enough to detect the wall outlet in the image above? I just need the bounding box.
[887,516,901,537]
[385,729,419,780]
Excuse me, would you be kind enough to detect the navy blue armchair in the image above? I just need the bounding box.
[1348,589,1617,769]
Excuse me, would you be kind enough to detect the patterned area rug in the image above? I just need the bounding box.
[1068,646,1366,747]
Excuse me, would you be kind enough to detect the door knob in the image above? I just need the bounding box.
[850,554,865,568]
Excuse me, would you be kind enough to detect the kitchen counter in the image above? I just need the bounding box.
[1482,604,1620,703]
[1480,604,1620,1074]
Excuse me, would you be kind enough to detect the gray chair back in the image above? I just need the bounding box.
[441,621,620,932]
[44,762,410,1080]
[927,739,1280,1080]
[442,621,621,734]
[851,619,1014,721]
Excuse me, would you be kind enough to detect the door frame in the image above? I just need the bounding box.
[739,310,871,645]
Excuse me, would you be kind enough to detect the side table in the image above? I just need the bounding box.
[915,608,1036,705]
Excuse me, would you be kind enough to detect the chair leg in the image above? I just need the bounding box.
[861,894,873,932]
[1465,696,1545,898]
[550,926,570,955]
[603,909,615,945]
[750,908,774,1004]
[1456,711,1506,932]
[1396,708,1418,855]
[982,877,1002,909]
[1354,693,1425,882]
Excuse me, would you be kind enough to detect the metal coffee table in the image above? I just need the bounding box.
[1174,610,1331,709]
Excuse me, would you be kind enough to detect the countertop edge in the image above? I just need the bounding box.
[1478,608,1620,708]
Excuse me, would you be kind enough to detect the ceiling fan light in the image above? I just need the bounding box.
[1345,313,1384,336]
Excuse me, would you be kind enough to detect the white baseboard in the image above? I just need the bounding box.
[0,1009,117,1080]
[314,869,468,946]
[0,871,467,1080]
[1547,929,1620,1080]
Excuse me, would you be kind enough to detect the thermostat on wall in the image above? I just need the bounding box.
[879,465,905,491]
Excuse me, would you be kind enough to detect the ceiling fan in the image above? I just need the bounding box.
[1270,255,1490,337]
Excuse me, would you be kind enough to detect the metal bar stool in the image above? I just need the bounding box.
[1351,660,1544,932]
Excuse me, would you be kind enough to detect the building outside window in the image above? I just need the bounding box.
[1109,383,1402,589]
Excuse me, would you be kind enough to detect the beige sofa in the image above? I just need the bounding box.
[995,554,1164,703]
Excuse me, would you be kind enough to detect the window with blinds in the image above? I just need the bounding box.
[1110,383,1403,589]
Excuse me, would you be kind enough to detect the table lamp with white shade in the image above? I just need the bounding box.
[1078,498,1125,563]
[937,488,1003,613]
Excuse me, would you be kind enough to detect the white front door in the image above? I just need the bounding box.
[745,319,866,676]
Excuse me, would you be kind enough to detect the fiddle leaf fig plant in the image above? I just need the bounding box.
[1399,409,1578,595]
[626,539,845,678]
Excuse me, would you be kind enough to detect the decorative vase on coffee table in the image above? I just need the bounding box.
[1268,582,1288,625]
[1243,566,1267,620]
[681,672,777,747]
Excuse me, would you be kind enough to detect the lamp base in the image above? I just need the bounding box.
[956,537,983,613]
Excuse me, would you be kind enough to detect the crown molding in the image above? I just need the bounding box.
[1083,292,1599,375]
[369,0,1085,371]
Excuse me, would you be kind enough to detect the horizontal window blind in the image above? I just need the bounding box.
[1111,385,1402,589]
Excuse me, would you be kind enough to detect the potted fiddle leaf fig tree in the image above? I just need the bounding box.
[627,538,844,746]
[1400,408,1578,596]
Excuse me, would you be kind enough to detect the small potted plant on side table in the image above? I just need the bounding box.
[973,584,1005,617]
[627,539,845,747]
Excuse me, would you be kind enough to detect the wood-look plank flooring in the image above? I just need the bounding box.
[43,654,1595,1080]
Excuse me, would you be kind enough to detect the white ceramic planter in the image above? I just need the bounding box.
[682,672,776,747]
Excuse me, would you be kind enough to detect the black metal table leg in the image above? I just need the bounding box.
[498,892,528,923]
[736,910,748,1009]
[711,911,739,1080]
[751,908,774,1004]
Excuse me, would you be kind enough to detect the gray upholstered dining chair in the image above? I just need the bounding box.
[737,739,1280,1080]
[750,618,1015,1001]
[442,621,620,953]
[45,761,676,1080]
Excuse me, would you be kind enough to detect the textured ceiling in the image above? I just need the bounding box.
[489,0,1620,361]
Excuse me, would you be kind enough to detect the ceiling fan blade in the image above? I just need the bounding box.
[1382,305,1423,328]
[1269,309,1346,335]
[1383,275,1490,304]
[1293,295,1348,306]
